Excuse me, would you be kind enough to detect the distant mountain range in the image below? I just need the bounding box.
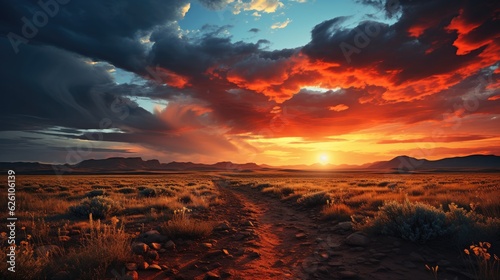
[0,155,499,174]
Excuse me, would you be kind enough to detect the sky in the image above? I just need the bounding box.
[0,0,499,166]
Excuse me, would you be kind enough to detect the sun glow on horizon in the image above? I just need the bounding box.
[318,153,329,165]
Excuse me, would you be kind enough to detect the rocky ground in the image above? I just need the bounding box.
[109,179,475,280]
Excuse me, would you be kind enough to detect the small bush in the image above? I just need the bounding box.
[360,199,500,245]
[69,196,121,219]
[139,188,156,197]
[58,186,70,191]
[86,189,106,198]
[366,199,449,243]
[179,194,192,204]
[117,187,135,194]
[162,207,213,239]
[64,216,131,279]
[321,200,353,221]
[297,191,330,208]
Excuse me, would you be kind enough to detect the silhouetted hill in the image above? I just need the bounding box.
[1,155,498,174]
[76,157,162,170]
[0,157,264,174]
[366,154,500,172]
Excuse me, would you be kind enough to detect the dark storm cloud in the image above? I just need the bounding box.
[0,0,189,72]
[149,24,262,78]
[0,38,169,132]
[302,17,477,82]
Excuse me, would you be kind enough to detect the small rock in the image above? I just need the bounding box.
[234,234,246,241]
[164,240,176,250]
[295,233,307,239]
[243,220,254,227]
[126,271,139,280]
[132,242,149,255]
[150,242,162,250]
[205,272,221,280]
[148,264,162,271]
[338,222,353,231]
[201,243,213,249]
[140,230,167,244]
[126,262,138,271]
[138,262,149,270]
[147,250,159,261]
[215,221,230,231]
[248,251,261,259]
[206,250,223,258]
[345,232,369,247]
[220,270,233,278]
[274,259,285,267]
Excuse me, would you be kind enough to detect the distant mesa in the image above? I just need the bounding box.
[0,155,498,174]
[0,157,263,174]
[366,155,500,172]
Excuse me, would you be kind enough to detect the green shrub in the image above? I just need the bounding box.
[446,203,500,246]
[360,199,500,245]
[371,199,449,243]
[69,196,121,219]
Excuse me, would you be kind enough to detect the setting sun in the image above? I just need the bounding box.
[318,153,329,165]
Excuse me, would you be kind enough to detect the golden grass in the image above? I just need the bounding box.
[225,172,499,219]
[1,172,498,279]
[161,207,214,239]
[321,201,353,221]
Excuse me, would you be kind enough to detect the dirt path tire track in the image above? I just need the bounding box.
[213,179,346,280]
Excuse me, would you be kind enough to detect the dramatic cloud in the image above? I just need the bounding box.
[0,0,498,165]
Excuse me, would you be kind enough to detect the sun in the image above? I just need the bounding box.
[318,153,329,165]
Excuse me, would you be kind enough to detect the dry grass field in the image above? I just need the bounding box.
[0,171,499,279]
